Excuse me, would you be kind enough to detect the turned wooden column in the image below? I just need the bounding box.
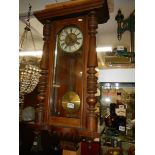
[36,20,51,125]
[86,10,98,132]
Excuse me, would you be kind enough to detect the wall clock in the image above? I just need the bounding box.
[34,0,109,149]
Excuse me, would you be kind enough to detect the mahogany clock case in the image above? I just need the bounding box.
[33,0,109,139]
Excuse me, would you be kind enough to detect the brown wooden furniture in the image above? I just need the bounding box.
[32,0,109,151]
[81,141,100,155]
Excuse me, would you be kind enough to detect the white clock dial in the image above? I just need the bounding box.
[58,26,83,53]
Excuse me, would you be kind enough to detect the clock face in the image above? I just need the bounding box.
[58,26,83,53]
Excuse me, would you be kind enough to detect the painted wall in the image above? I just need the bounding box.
[98,68,135,82]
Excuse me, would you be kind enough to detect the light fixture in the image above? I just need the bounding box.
[19,3,36,52]
[19,64,41,121]
[115,83,119,87]
[115,9,135,62]
[19,51,43,57]
[96,46,112,52]
[115,82,119,89]
[104,97,111,103]
[19,3,41,123]
[104,83,111,89]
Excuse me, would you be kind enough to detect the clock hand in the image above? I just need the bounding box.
[64,29,69,35]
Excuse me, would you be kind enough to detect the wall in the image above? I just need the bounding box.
[98,68,135,82]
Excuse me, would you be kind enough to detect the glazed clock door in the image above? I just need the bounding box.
[50,17,85,119]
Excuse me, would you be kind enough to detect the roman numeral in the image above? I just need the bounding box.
[76,41,80,45]
[60,42,65,46]
[77,38,82,40]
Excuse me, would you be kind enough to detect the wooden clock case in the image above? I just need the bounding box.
[32,0,109,149]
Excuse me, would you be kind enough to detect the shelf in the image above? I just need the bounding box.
[99,82,135,154]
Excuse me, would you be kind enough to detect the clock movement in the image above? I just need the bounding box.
[33,0,109,149]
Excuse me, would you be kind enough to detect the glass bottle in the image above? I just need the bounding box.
[115,92,126,134]
[110,103,118,129]
[105,103,118,132]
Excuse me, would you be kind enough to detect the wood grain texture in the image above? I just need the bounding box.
[36,20,51,125]
[86,11,98,132]
[34,0,109,24]
[49,117,80,128]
